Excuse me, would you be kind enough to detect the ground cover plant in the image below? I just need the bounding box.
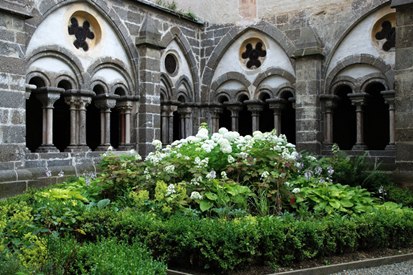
[1,124,413,274]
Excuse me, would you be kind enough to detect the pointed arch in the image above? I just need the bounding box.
[176,75,194,101]
[26,0,139,90]
[202,22,295,96]
[160,73,175,101]
[161,26,200,101]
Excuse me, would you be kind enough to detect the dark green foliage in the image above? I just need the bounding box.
[79,207,413,273]
[40,237,166,275]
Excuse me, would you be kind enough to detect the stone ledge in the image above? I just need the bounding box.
[0,5,32,19]
[274,253,413,275]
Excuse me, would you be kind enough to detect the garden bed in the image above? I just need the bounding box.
[1,126,413,274]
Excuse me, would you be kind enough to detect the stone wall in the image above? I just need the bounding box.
[0,2,30,164]
[392,0,413,184]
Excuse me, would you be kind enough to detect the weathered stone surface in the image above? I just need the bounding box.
[0,180,25,198]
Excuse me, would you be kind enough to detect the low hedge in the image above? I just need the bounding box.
[80,207,413,273]
[0,237,167,275]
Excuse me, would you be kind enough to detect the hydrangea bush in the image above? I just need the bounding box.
[99,124,388,217]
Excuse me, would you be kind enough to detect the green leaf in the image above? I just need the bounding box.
[199,200,213,212]
[97,199,111,209]
[205,192,218,201]
[340,200,354,208]
[329,200,341,209]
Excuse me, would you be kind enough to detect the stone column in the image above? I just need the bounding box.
[245,100,263,132]
[117,97,136,150]
[224,102,243,132]
[267,98,287,135]
[168,104,178,143]
[94,94,118,151]
[392,0,413,183]
[209,105,223,133]
[292,27,324,153]
[381,90,396,151]
[348,93,368,151]
[320,95,337,147]
[136,16,164,156]
[64,90,95,152]
[161,104,170,145]
[183,106,193,137]
[34,87,64,153]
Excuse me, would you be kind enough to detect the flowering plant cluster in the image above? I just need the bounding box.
[97,124,388,218]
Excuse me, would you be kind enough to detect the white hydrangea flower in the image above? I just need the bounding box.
[218,127,229,135]
[292,188,301,194]
[190,191,203,200]
[227,155,235,163]
[211,133,223,142]
[165,165,175,174]
[206,170,216,179]
[166,184,176,196]
[152,139,162,150]
[201,140,216,153]
[223,131,240,141]
[239,152,248,159]
[219,138,232,154]
[221,171,228,180]
[196,128,209,139]
[260,171,270,179]
[190,176,202,185]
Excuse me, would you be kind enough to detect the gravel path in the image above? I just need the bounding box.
[331,260,413,275]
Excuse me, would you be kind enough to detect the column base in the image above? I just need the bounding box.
[385,144,396,151]
[36,145,60,153]
[352,144,367,151]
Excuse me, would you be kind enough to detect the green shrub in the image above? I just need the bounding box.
[40,236,166,274]
[79,207,413,273]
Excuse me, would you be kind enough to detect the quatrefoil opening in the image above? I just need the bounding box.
[68,17,95,52]
[241,41,267,69]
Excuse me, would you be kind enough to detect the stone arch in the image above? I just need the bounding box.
[112,83,130,96]
[253,67,296,88]
[26,47,85,87]
[202,22,295,96]
[26,0,139,89]
[256,85,276,99]
[325,54,392,93]
[210,72,251,102]
[211,72,251,92]
[324,1,392,74]
[88,58,134,93]
[91,80,110,95]
[55,75,77,90]
[277,85,296,99]
[330,76,357,94]
[161,26,200,100]
[360,73,389,93]
[26,71,51,88]
[215,92,231,103]
[176,75,194,102]
[160,73,175,101]
[235,91,250,102]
